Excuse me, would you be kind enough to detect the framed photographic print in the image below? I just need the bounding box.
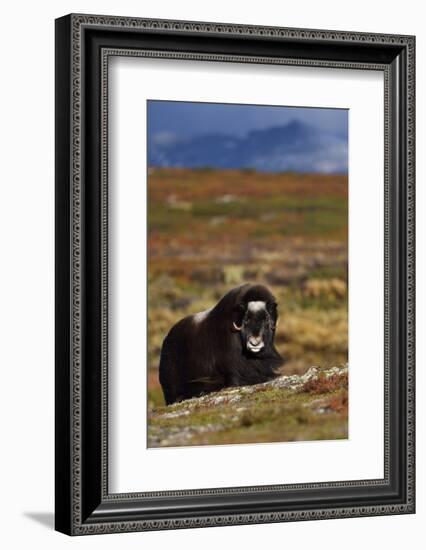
[55,14,415,535]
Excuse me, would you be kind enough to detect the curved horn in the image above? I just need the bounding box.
[233,321,242,331]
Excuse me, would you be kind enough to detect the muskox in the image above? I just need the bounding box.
[159,283,283,405]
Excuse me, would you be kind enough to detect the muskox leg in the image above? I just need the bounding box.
[158,332,183,405]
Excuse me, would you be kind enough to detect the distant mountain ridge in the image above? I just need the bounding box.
[148,119,348,174]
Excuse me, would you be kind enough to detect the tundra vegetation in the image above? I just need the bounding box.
[147,168,348,447]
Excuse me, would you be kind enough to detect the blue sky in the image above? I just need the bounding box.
[147,100,348,141]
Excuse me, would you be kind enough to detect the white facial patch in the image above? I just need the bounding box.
[192,308,212,324]
[247,301,266,313]
[247,344,264,353]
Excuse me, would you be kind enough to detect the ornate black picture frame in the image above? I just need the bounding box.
[55,13,415,535]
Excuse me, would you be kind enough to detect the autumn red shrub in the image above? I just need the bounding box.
[301,372,348,395]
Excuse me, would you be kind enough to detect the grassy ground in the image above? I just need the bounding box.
[148,366,348,447]
[147,167,348,444]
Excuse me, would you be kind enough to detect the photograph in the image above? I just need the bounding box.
[146,100,349,448]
